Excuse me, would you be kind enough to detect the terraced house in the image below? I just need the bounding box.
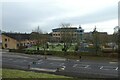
[2,33,35,49]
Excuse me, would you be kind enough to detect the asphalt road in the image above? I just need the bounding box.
[1,50,118,78]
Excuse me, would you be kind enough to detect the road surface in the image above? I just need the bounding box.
[1,50,118,78]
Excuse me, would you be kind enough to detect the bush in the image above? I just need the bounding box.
[25,50,32,54]
[9,49,25,53]
[9,48,117,58]
[28,50,44,55]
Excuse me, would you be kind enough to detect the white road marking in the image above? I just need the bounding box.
[37,62,44,64]
[115,67,118,70]
[100,66,118,70]
[30,68,56,72]
[38,60,43,62]
[73,64,78,67]
[100,66,103,69]
[50,62,64,66]
[73,64,90,69]
[85,65,90,68]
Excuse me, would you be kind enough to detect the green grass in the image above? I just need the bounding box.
[2,69,107,80]
[24,43,117,61]
[2,69,94,80]
[0,68,2,78]
[2,69,71,78]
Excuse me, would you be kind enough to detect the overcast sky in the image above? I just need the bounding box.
[1,0,120,34]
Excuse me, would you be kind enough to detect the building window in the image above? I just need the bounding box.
[17,44,19,47]
[5,44,7,48]
[5,38,7,42]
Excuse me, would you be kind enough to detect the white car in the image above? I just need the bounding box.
[56,66,66,72]
[60,66,66,70]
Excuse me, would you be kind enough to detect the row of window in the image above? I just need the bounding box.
[53,30,84,32]
[53,34,60,36]
[4,42,36,48]
[53,34,78,36]
[17,42,35,47]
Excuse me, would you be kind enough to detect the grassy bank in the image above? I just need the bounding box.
[2,69,71,78]
[0,68,1,78]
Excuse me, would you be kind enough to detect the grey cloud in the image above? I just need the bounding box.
[2,2,68,32]
[2,2,118,33]
[64,5,117,24]
[42,5,118,32]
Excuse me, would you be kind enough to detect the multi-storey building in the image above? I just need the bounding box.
[84,31,114,45]
[52,27,84,42]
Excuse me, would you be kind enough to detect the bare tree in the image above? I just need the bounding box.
[118,28,120,54]
[31,26,48,59]
[92,27,100,55]
[31,26,44,50]
[60,23,74,56]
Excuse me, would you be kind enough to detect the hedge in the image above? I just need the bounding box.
[9,49,118,58]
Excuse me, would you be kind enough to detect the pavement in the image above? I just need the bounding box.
[1,50,119,78]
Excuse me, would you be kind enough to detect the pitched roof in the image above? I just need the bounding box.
[2,33,30,41]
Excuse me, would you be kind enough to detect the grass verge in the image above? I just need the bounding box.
[2,69,71,78]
